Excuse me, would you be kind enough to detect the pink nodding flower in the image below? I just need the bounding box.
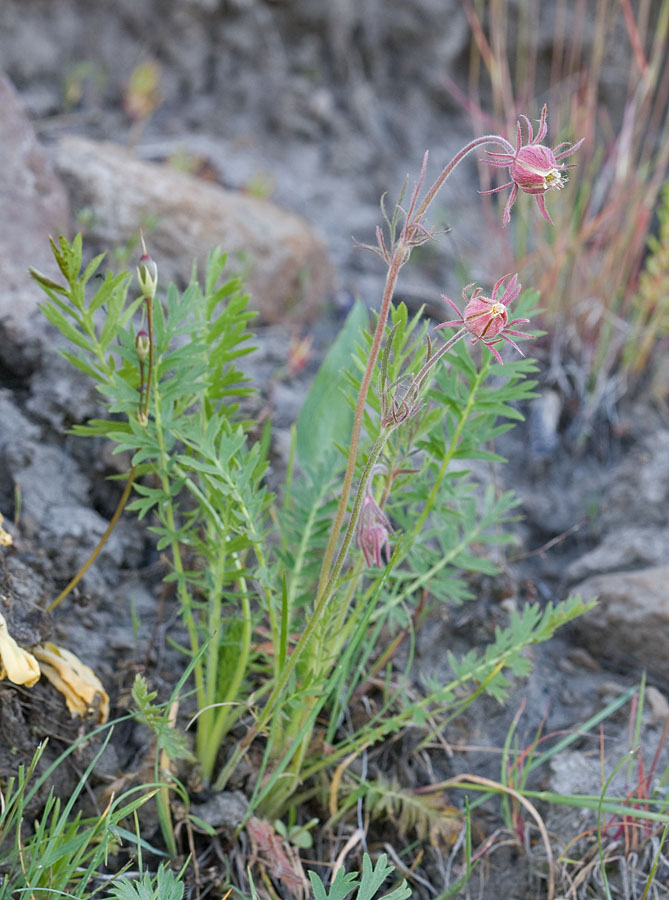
[435,274,532,365]
[356,473,392,569]
[483,105,584,226]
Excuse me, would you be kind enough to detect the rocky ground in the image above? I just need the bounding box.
[1,2,669,898]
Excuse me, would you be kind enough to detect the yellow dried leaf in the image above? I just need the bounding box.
[33,643,109,723]
[0,512,12,547]
[0,612,40,686]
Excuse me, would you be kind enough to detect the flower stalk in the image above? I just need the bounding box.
[316,133,521,601]
[137,236,158,424]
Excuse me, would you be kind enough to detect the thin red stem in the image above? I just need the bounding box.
[316,134,513,601]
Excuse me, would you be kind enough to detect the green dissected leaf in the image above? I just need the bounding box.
[359,854,411,900]
[296,300,369,472]
[276,461,340,608]
[310,868,359,900]
[29,267,69,295]
[39,303,91,351]
[59,350,105,382]
[131,674,193,762]
[445,594,596,703]
[308,854,410,900]
[107,865,185,900]
[51,233,83,284]
[80,251,106,287]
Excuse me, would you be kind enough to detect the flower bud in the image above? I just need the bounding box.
[356,485,392,568]
[135,329,150,362]
[435,274,532,365]
[463,294,509,341]
[483,105,584,225]
[137,236,158,300]
[509,145,566,194]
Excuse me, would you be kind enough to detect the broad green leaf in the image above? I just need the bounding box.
[296,300,368,472]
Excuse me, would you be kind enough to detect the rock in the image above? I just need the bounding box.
[549,749,626,800]
[570,567,669,674]
[527,389,562,468]
[25,352,104,432]
[5,441,127,585]
[566,526,669,583]
[645,685,669,726]
[0,390,137,592]
[600,431,669,530]
[0,554,52,647]
[0,74,70,372]
[190,790,248,832]
[52,136,334,324]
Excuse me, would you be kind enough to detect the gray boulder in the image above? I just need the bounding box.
[53,136,334,324]
[0,74,70,372]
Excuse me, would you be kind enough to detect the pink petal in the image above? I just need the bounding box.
[484,159,514,169]
[485,151,515,161]
[502,184,518,226]
[522,183,556,195]
[440,293,464,317]
[554,137,585,161]
[486,341,504,365]
[500,334,526,356]
[496,273,518,304]
[491,273,512,299]
[520,115,533,145]
[535,193,554,225]
[480,182,514,195]
[434,319,463,330]
[535,105,548,143]
[516,145,558,168]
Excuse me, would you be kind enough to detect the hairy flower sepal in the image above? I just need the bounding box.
[356,467,393,568]
[135,329,150,362]
[484,104,584,225]
[436,274,532,365]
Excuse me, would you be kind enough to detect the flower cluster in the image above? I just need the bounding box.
[436,273,532,365]
[483,104,584,225]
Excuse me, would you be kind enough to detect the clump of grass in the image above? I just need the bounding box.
[449,0,669,436]
[0,726,159,900]
[623,176,669,377]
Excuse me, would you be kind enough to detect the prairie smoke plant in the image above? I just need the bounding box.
[484,104,584,225]
[30,103,587,833]
[436,274,532,365]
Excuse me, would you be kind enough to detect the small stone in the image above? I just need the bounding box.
[645,686,669,726]
[566,526,669,583]
[528,390,562,468]
[570,567,669,675]
[191,789,248,832]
